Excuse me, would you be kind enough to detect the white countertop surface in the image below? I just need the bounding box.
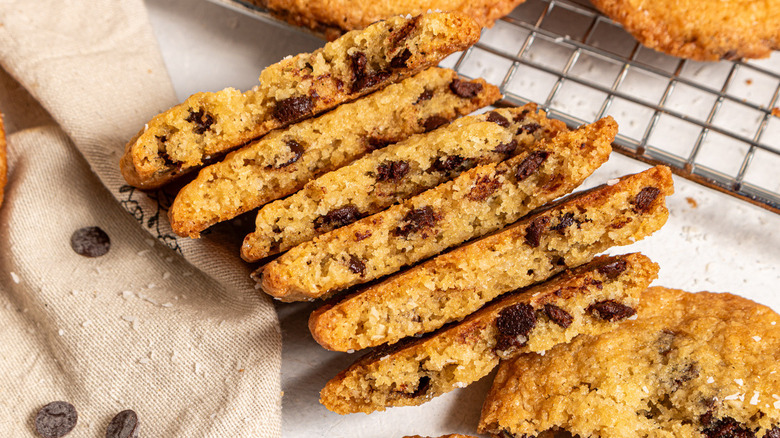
[145,1,780,436]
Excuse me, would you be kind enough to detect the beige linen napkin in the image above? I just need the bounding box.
[0,1,281,436]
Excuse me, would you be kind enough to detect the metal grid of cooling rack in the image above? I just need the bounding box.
[208,0,780,214]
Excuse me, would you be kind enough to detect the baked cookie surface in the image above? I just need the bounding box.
[480,286,780,438]
[320,253,658,414]
[590,0,780,60]
[169,69,500,238]
[120,13,481,188]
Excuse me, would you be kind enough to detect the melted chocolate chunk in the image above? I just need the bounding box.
[313,205,361,232]
[702,417,755,438]
[35,401,78,438]
[495,303,537,351]
[347,255,366,276]
[394,206,440,238]
[391,16,420,45]
[597,259,628,279]
[274,139,304,168]
[415,89,434,104]
[544,303,573,328]
[513,109,531,122]
[588,300,636,321]
[467,175,502,202]
[632,186,661,213]
[524,216,550,248]
[273,96,314,124]
[486,111,510,128]
[431,155,467,172]
[550,212,575,233]
[367,136,396,150]
[423,115,449,132]
[105,410,140,438]
[409,376,431,398]
[186,109,215,134]
[350,52,390,93]
[515,151,550,182]
[71,227,111,258]
[390,48,412,68]
[764,426,780,438]
[449,79,483,98]
[518,122,541,135]
[495,140,518,154]
[376,161,411,182]
[159,150,179,167]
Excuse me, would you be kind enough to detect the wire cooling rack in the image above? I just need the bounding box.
[209,0,780,214]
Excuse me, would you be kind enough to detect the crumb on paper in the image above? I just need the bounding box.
[773,107,780,118]
[686,197,698,208]
[745,79,753,85]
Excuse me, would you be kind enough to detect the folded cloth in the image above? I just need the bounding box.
[0,1,281,436]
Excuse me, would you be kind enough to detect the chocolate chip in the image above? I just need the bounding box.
[313,205,361,232]
[515,151,550,182]
[486,111,510,128]
[524,216,550,248]
[415,89,433,104]
[550,212,575,233]
[273,96,314,124]
[185,109,215,134]
[159,150,179,167]
[672,362,699,387]
[467,175,502,202]
[449,79,483,98]
[274,139,304,168]
[347,255,366,276]
[71,227,111,258]
[390,48,412,68]
[350,52,390,93]
[544,303,573,328]
[597,259,628,279]
[423,115,449,132]
[631,187,661,213]
[405,376,431,398]
[354,230,372,241]
[35,401,78,438]
[367,136,396,150]
[105,410,139,438]
[495,303,536,351]
[376,161,410,182]
[588,300,636,321]
[394,206,440,238]
[390,16,420,45]
[518,122,541,135]
[765,426,780,438]
[431,155,467,172]
[702,417,754,438]
[513,109,531,122]
[721,50,740,61]
[494,140,518,154]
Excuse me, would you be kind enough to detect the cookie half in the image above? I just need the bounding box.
[479,286,780,438]
[257,117,616,301]
[241,104,566,260]
[169,68,501,238]
[309,165,673,351]
[120,13,481,188]
[590,0,780,60]
[320,253,658,414]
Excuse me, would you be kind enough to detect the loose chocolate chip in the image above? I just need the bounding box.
[588,300,636,321]
[185,109,215,135]
[273,96,314,125]
[347,255,366,276]
[415,89,433,104]
[390,48,412,68]
[394,206,440,238]
[423,115,449,132]
[550,212,575,233]
[71,227,111,258]
[518,122,541,135]
[376,161,411,182]
[495,303,537,351]
[494,140,518,154]
[524,216,550,248]
[467,175,502,202]
[515,151,550,182]
[274,139,304,168]
[597,259,628,279]
[702,417,754,438]
[105,410,139,438]
[431,155,466,172]
[486,111,510,128]
[313,205,362,232]
[35,401,78,438]
[544,303,573,328]
[631,187,661,213]
[449,79,483,98]
[350,52,390,93]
